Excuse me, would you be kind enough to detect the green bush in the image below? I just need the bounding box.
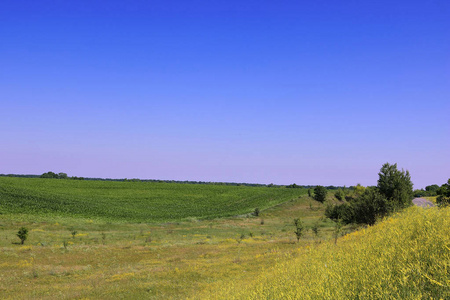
[325,203,354,224]
[293,218,304,242]
[313,186,327,203]
[334,188,345,201]
[352,188,388,225]
[437,179,450,207]
[17,227,29,245]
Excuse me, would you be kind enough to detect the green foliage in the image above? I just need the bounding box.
[17,227,28,245]
[308,188,313,197]
[413,185,440,197]
[327,163,413,226]
[40,172,68,179]
[413,189,427,197]
[354,184,366,197]
[0,177,307,223]
[325,203,354,224]
[253,207,260,217]
[334,188,345,201]
[333,219,342,245]
[426,184,440,193]
[313,186,327,203]
[437,179,450,207]
[40,171,59,179]
[293,218,304,242]
[377,162,413,210]
[286,183,300,188]
[352,188,388,225]
[311,221,320,238]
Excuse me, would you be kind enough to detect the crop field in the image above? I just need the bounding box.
[0,177,307,222]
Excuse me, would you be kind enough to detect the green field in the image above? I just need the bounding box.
[0,177,332,299]
[0,177,307,222]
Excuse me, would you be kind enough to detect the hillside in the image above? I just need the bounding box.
[0,177,307,222]
[0,183,328,299]
[203,206,450,299]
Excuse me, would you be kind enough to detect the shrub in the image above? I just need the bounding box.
[352,188,388,225]
[437,179,450,207]
[293,218,304,242]
[311,221,320,237]
[334,188,345,201]
[253,207,260,217]
[325,203,354,224]
[17,227,29,245]
[333,219,343,244]
[313,186,327,203]
[354,184,366,197]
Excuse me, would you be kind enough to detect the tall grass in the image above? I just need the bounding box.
[205,206,450,299]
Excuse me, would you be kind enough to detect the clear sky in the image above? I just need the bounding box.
[1,1,449,188]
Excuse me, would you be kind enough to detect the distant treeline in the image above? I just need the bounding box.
[0,173,346,189]
[413,185,440,197]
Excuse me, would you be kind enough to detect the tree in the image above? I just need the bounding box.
[40,171,58,179]
[313,186,327,203]
[354,184,366,197]
[17,227,29,245]
[293,218,304,242]
[311,221,320,238]
[436,179,450,207]
[286,183,300,188]
[58,172,68,179]
[352,188,388,225]
[377,163,413,210]
[425,184,440,193]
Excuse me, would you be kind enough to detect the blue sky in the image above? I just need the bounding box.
[1,1,449,188]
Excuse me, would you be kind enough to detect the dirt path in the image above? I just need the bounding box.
[412,198,435,207]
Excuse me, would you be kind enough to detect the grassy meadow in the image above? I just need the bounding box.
[0,177,448,299]
[204,206,450,299]
[0,177,334,299]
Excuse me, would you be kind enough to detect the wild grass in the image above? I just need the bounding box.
[202,206,450,299]
[0,193,332,299]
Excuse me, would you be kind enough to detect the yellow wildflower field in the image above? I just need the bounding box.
[202,206,450,299]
